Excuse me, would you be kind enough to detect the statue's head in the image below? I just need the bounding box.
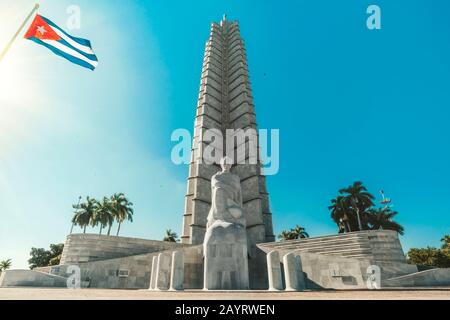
[220,156,233,172]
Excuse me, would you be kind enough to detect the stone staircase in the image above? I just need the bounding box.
[258,230,418,281]
[257,231,374,261]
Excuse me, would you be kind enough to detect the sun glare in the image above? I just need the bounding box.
[0,56,30,103]
[0,48,45,150]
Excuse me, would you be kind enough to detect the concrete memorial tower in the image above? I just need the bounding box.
[181,15,275,289]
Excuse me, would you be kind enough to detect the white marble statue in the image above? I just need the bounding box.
[206,158,246,229]
[203,157,249,290]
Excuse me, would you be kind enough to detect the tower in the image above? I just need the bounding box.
[181,16,274,288]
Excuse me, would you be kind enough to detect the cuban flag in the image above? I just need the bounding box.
[24,14,98,70]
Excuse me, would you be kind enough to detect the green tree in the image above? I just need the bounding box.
[407,247,450,268]
[278,230,295,241]
[72,196,98,233]
[163,229,179,242]
[291,225,309,239]
[110,193,134,236]
[407,235,450,268]
[441,235,450,250]
[28,244,64,269]
[338,181,375,231]
[48,243,64,266]
[94,197,114,235]
[367,207,405,235]
[278,225,309,241]
[0,259,12,271]
[329,195,353,233]
[28,248,51,269]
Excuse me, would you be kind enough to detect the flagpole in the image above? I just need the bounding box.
[0,3,39,63]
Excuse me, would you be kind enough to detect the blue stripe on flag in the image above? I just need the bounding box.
[29,38,96,70]
[57,38,98,62]
[41,15,92,48]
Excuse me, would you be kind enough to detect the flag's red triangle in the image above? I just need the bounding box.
[24,14,61,40]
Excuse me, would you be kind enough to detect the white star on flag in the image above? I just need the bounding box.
[36,25,46,35]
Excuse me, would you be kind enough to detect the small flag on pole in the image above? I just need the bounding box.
[24,14,98,70]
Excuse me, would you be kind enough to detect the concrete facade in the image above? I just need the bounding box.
[258,230,406,262]
[169,251,184,290]
[181,15,274,290]
[383,268,450,287]
[46,245,204,289]
[60,234,187,265]
[266,251,283,290]
[0,270,67,288]
[4,230,450,290]
[155,252,171,290]
[258,230,421,289]
[149,256,157,290]
[181,17,274,242]
[283,253,303,291]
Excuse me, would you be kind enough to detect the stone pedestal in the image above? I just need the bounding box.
[204,221,249,290]
[155,252,171,290]
[149,255,158,290]
[296,255,306,291]
[169,251,184,291]
[267,250,282,290]
[283,253,301,291]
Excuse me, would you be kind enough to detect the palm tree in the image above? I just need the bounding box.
[110,193,134,236]
[291,225,309,239]
[163,229,178,242]
[0,259,12,271]
[72,196,97,233]
[278,225,309,241]
[329,196,352,233]
[94,197,114,235]
[278,230,295,241]
[441,235,450,250]
[367,207,404,235]
[339,181,375,231]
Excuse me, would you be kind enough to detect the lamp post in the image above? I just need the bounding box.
[70,196,82,234]
[353,198,363,231]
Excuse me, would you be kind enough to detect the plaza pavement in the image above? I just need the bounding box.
[0,287,449,300]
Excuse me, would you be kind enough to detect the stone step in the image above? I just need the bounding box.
[293,247,373,257]
[261,238,370,251]
[269,241,371,253]
[261,232,370,248]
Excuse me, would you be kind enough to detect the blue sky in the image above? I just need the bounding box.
[0,0,449,268]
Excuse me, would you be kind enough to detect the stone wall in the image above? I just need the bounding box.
[382,268,450,287]
[0,270,67,287]
[297,252,371,289]
[257,230,407,263]
[52,245,204,289]
[60,234,187,265]
[257,230,418,286]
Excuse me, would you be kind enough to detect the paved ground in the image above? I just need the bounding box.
[0,287,449,300]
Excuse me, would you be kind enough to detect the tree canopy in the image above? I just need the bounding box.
[328,181,404,234]
[0,259,12,271]
[163,229,179,242]
[71,193,133,236]
[28,243,64,269]
[278,225,309,241]
[407,235,450,268]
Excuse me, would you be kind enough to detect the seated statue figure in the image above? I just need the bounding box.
[203,157,250,290]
